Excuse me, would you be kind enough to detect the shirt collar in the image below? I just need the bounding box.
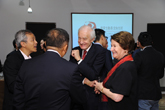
[82,44,92,56]
[141,45,152,51]
[94,42,102,46]
[19,49,31,60]
[84,43,92,52]
[47,49,61,57]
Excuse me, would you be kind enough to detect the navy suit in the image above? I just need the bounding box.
[94,44,113,110]
[3,50,24,110]
[94,44,113,81]
[70,44,106,110]
[13,51,87,110]
[134,47,164,100]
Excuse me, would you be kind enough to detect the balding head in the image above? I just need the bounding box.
[46,28,69,48]
[46,28,69,57]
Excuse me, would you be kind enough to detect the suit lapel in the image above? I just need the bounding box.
[83,44,95,62]
[78,47,83,58]
[18,50,25,61]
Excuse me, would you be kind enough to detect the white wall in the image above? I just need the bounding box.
[0,0,165,85]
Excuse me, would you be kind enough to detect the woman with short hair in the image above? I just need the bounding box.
[94,31,138,110]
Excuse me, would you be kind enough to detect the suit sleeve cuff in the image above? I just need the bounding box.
[77,59,83,64]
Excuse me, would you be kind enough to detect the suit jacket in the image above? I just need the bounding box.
[70,44,106,81]
[132,48,141,58]
[94,44,113,81]
[13,51,87,110]
[69,44,106,110]
[134,47,164,100]
[3,50,24,110]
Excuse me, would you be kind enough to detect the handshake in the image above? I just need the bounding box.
[84,78,104,94]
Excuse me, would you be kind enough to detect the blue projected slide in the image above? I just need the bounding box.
[71,13,133,50]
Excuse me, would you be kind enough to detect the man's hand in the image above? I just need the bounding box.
[71,50,81,61]
[94,81,103,94]
[84,78,95,88]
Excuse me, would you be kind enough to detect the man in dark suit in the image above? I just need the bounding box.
[94,28,113,81]
[134,32,164,110]
[13,28,87,110]
[94,29,113,110]
[3,30,37,110]
[70,25,106,110]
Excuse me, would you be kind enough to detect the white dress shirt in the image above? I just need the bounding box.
[19,49,31,60]
[47,49,61,57]
[78,44,92,64]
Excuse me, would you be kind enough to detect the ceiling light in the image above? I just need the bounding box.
[27,0,32,13]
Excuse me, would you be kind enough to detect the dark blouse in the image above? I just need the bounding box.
[105,61,138,110]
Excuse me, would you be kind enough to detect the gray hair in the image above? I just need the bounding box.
[15,30,32,49]
[78,25,96,40]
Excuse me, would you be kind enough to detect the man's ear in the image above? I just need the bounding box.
[101,35,104,41]
[20,42,26,48]
[63,44,68,52]
[61,44,68,57]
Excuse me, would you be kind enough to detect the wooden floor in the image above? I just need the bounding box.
[0,79,165,110]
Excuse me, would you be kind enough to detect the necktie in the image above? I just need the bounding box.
[82,50,87,60]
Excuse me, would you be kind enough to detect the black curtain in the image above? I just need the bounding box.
[147,23,165,58]
[26,22,56,57]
